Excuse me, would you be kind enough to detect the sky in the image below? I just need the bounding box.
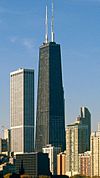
[0,0,100,133]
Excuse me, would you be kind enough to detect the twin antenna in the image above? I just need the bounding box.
[45,0,55,43]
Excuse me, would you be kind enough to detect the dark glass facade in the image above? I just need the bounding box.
[80,107,91,150]
[35,42,65,152]
[15,153,50,176]
[24,71,34,152]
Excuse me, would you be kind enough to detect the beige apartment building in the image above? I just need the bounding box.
[57,151,66,175]
[79,151,91,176]
[66,118,88,177]
[91,127,100,177]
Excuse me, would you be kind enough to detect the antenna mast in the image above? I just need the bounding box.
[51,0,55,42]
[45,5,48,43]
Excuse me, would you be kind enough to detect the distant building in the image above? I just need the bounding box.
[66,119,88,176]
[42,144,61,175]
[1,139,8,153]
[0,138,2,153]
[79,151,91,176]
[0,129,11,156]
[57,151,66,175]
[15,153,50,177]
[10,68,34,154]
[0,138,8,155]
[91,124,100,177]
[98,123,100,131]
[4,129,10,140]
[4,129,11,155]
[80,107,91,150]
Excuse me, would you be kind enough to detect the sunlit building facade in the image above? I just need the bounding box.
[42,144,61,175]
[79,151,91,176]
[66,119,88,176]
[57,151,66,175]
[91,126,100,177]
[10,68,34,154]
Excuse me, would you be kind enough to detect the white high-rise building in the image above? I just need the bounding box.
[10,68,34,154]
[91,124,100,177]
[98,123,100,131]
[42,144,61,175]
[66,118,88,177]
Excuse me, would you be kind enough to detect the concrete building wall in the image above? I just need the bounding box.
[66,120,88,176]
[57,152,66,175]
[10,68,34,154]
[79,151,91,176]
[91,131,100,177]
[42,144,61,175]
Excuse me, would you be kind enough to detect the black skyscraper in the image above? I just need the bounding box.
[35,3,65,152]
[35,42,65,152]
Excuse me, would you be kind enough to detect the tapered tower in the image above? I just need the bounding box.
[35,1,65,152]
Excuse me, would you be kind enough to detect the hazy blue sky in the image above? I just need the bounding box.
[0,0,100,132]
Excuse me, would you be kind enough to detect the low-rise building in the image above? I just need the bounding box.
[15,152,50,177]
[57,151,66,175]
[79,151,91,176]
[42,144,61,175]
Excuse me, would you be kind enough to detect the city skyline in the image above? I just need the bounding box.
[0,0,100,131]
